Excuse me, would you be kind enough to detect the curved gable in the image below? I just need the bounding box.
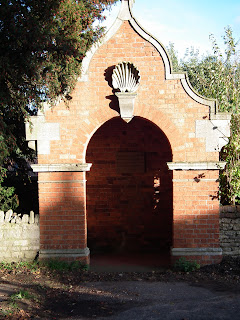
[79,0,224,118]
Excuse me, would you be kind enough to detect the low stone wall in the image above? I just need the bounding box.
[220,205,240,256]
[1,206,240,262]
[0,210,39,262]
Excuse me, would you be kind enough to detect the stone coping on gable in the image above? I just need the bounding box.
[31,163,92,172]
[167,162,226,170]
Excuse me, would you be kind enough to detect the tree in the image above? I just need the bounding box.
[0,0,118,211]
[167,42,181,73]
[168,27,240,204]
[0,119,18,211]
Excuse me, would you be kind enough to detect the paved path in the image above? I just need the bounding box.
[62,281,240,320]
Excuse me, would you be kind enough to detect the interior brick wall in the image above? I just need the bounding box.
[86,116,172,254]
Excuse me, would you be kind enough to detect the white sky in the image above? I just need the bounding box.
[101,0,240,58]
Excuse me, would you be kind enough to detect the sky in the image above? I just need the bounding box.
[101,0,240,58]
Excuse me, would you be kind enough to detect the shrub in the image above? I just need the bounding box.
[174,257,200,272]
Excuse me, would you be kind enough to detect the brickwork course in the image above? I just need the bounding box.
[26,0,231,265]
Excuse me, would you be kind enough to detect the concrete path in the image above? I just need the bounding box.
[62,281,240,320]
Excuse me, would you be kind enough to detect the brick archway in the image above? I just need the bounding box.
[86,116,173,257]
[25,0,230,266]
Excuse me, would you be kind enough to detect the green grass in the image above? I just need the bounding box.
[0,259,89,274]
[41,259,89,271]
[11,289,33,301]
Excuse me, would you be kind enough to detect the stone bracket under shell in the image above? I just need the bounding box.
[115,92,137,122]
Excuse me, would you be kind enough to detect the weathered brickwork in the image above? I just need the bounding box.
[26,2,230,266]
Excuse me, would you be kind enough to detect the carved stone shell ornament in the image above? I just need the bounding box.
[112,62,140,123]
[112,62,141,93]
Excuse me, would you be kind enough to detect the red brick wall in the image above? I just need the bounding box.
[38,172,87,252]
[172,170,220,249]
[171,170,221,265]
[36,21,221,264]
[86,116,172,253]
[39,22,218,165]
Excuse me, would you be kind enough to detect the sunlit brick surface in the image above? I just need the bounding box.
[37,22,221,265]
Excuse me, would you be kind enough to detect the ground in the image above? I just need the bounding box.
[0,256,240,319]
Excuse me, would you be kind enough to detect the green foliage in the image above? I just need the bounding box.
[0,260,39,272]
[0,259,89,274]
[167,42,182,73]
[167,27,240,204]
[174,257,200,272]
[0,0,118,211]
[0,168,18,211]
[181,28,240,114]
[0,118,19,211]
[220,114,240,204]
[0,0,118,112]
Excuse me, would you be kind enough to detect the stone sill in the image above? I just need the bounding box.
[31,163,92,172]
[167,162,226,170]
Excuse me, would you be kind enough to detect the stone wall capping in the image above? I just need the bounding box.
[0,211,4,223]
[31,163,92,172]
[5,209,13,222]
[167,161,226,170]
[29,211,35,224]
[22,214,29,224]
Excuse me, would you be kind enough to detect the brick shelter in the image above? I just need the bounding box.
[26,0,231,265]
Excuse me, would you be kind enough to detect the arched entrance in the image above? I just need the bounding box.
[86,116,173,264]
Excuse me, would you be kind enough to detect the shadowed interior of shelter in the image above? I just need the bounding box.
[86,116,173,261]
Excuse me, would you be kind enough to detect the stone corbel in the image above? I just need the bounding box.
[115,92,137,123]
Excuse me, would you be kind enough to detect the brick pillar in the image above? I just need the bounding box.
[168,162,224,266]
[33,164,91,264]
